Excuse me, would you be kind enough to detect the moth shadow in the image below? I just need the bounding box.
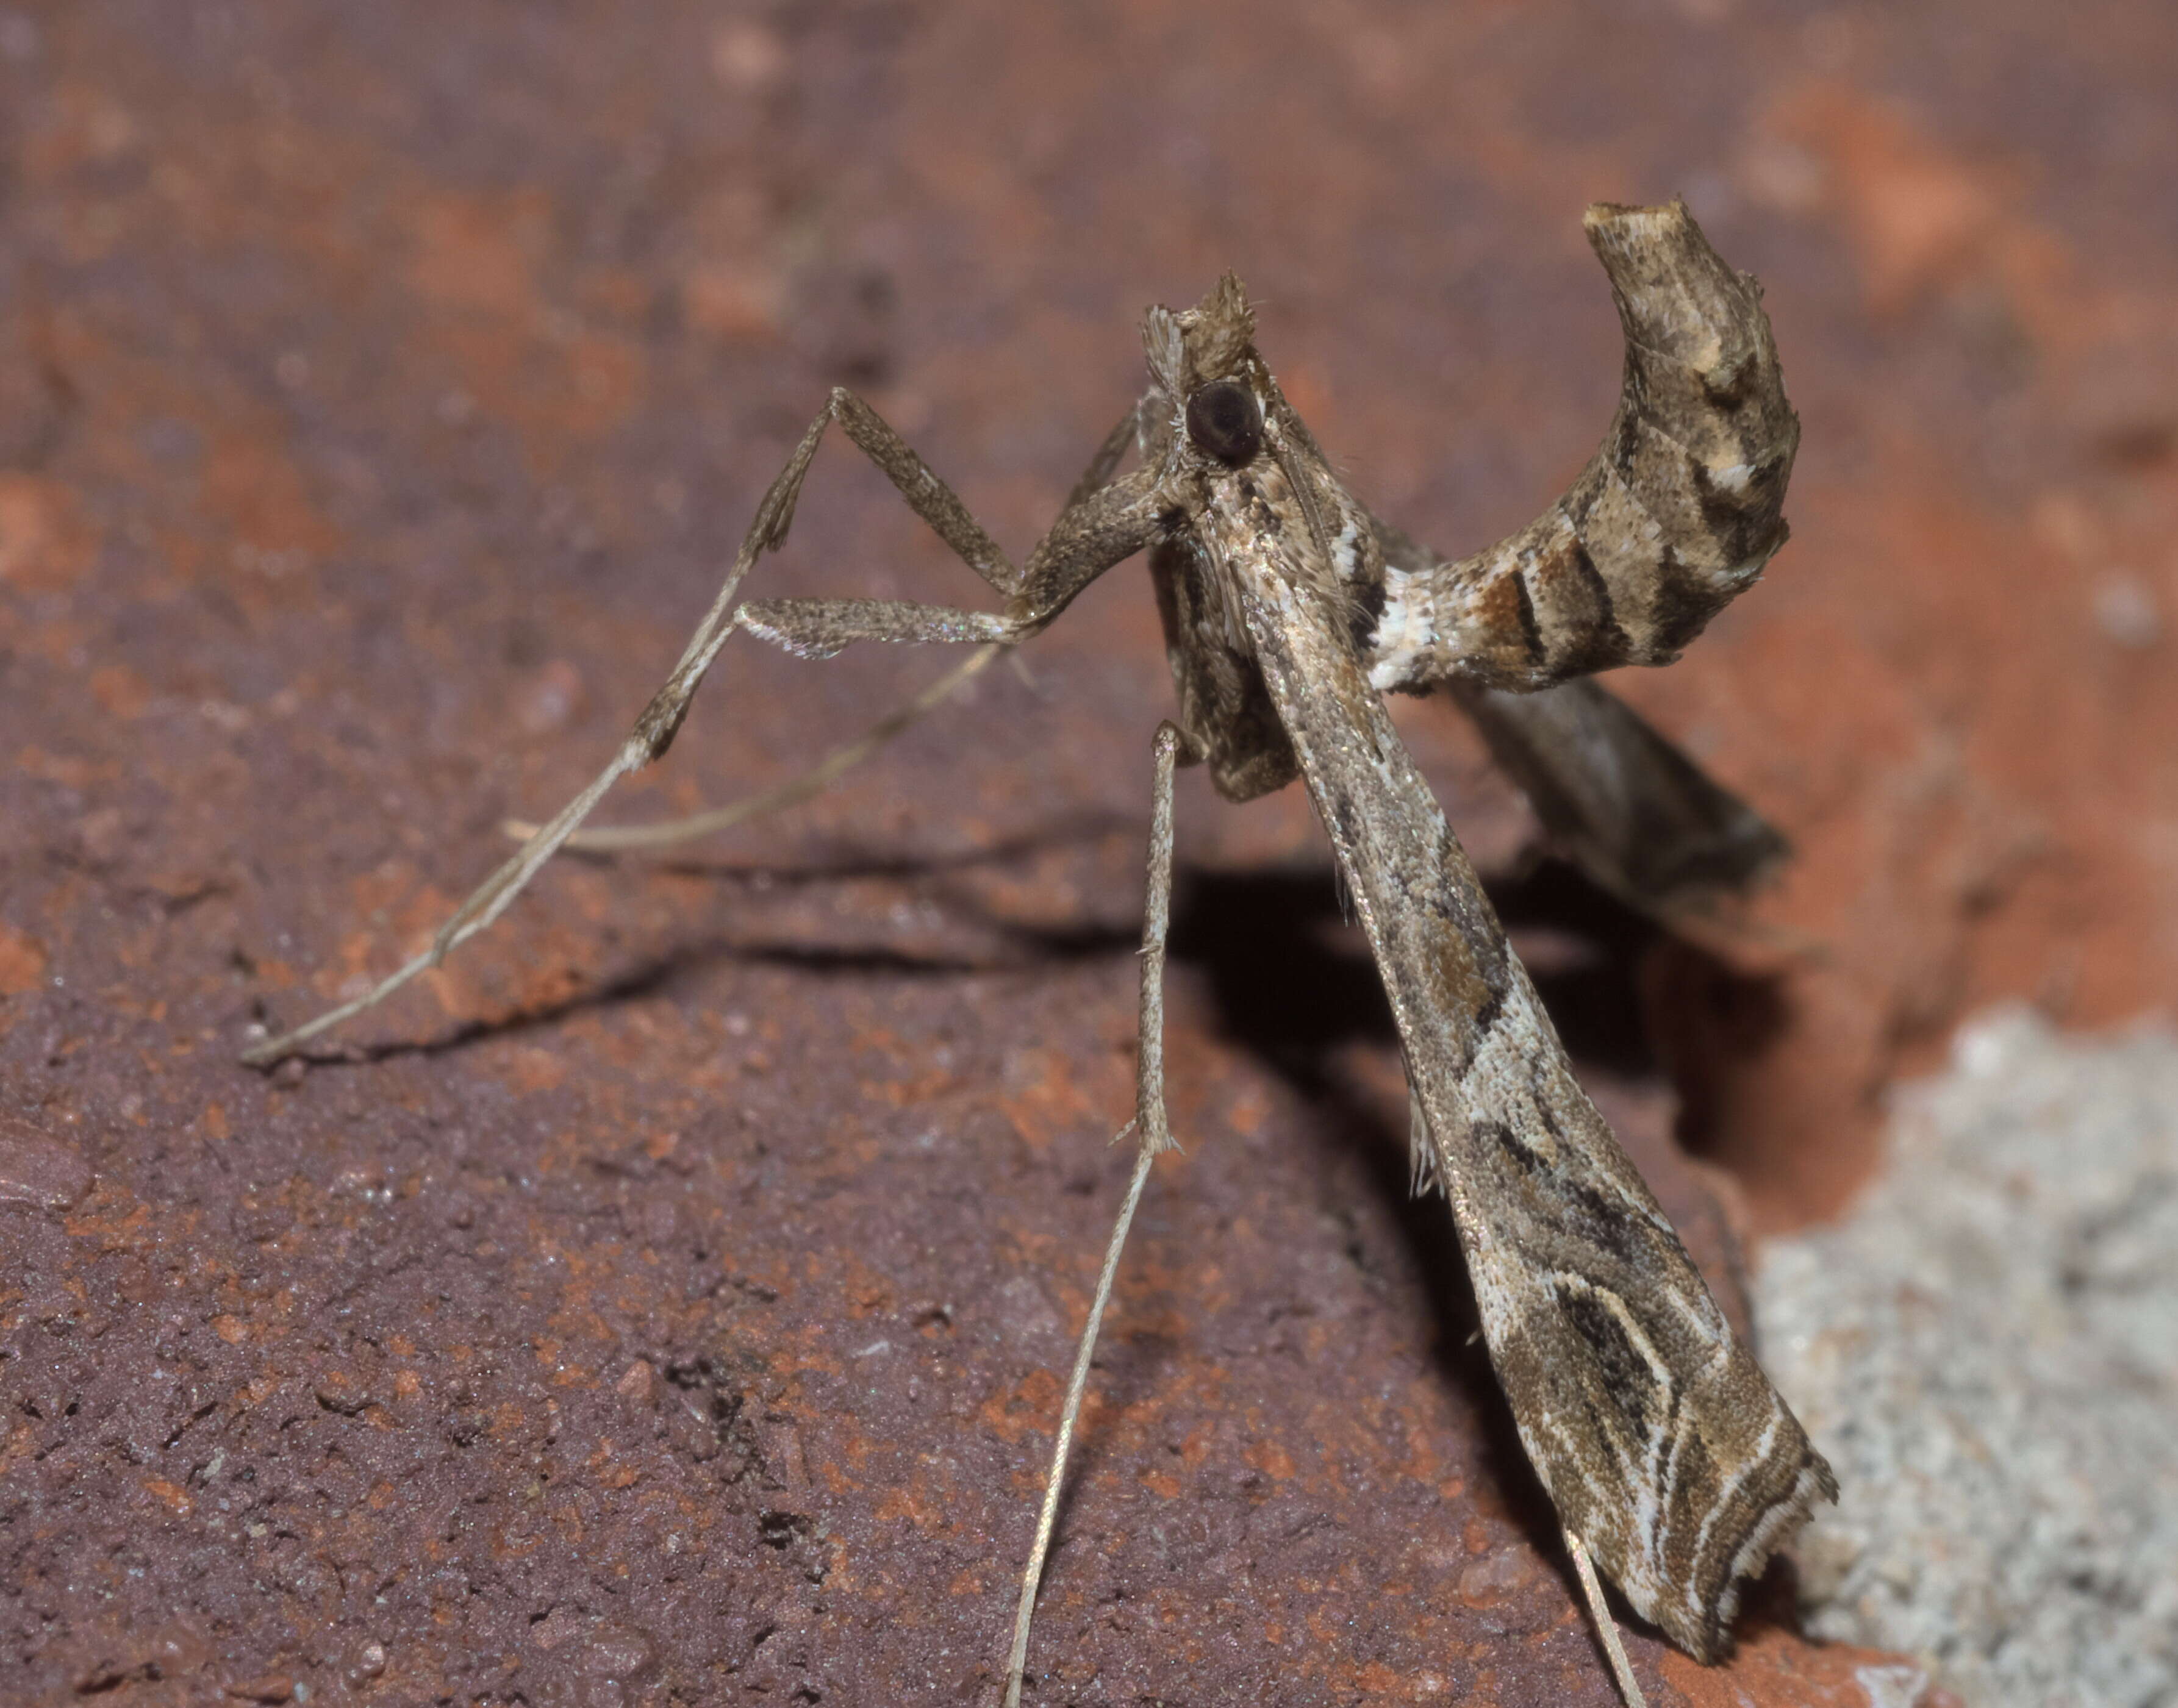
[615,809,1137,887]
[1166,854,1663,1092]
[1164,855,1671,1579]
[280,817,1146,1065]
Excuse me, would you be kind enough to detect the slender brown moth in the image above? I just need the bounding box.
[245,201,1835,1706]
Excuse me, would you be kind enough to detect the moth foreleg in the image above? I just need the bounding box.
[740,461,1166,662]
[1062,402,1144,512]
[737,596,1022,657]
[1003,719,1197,1708]
[242,388,1024,1068]
[823,387,1018,594]
[527,412,1164,856]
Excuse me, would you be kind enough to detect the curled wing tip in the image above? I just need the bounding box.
[1580,198,1774,376]
[1579,197,1732,284]
[1689,1450,1839,1660]
[1580,195,1689,232]
[1361,198,1797,695]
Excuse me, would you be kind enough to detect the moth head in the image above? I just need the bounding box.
[1141,273,1269,468]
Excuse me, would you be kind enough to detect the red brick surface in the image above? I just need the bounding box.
[5,2,2171,1703]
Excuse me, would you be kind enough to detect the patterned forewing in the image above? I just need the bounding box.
[1223,523,1832,1659]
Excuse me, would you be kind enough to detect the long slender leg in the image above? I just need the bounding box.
[242,391,1161,1067]
[239,399,821,1067]
[531,407,1148,856]
[1566,1526,1650,1708]
[1003,720,1192,1708]
[1062,402,1142,512]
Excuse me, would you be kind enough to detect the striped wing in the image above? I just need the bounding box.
[1226,516,1833,1659]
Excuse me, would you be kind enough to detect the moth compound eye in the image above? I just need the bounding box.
[1184,381,1264,466]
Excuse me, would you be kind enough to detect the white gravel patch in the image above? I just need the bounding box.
[1756,1005,2178,1708]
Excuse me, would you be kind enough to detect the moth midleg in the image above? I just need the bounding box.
[1004,718,1195,1708]
[241,387,1043,1068]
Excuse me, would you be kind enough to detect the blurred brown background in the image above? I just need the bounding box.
[1,2,2171,1704]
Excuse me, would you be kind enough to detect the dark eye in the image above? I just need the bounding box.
[1185,381,1263,465]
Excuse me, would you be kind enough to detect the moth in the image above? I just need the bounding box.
[246,201,1835,1705]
